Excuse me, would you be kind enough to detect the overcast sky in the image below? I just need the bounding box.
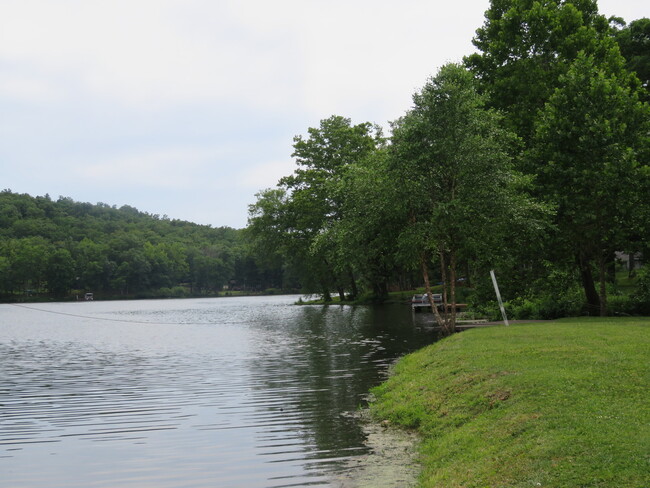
[1,1,646,228]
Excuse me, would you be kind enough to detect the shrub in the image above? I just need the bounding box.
[171,286,189,297]
[498,286,584,320]
[156,287,172,297]
[607,294,635,315]
[631,267,650,314]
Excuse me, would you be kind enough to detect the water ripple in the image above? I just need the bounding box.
[0,296,437,487]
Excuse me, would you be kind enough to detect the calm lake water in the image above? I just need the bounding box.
[0,296,439,488]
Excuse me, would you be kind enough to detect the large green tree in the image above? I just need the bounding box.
[258,115,383,301]
[322,147,410,301]
[465,0,619,142]
[529,52,650,315]
[247,187,336,298]
[389,64,542,334]
[614,18,650,99]
[46,248,76,297]
[465,0,649,315]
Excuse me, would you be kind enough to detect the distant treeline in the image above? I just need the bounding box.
[0,190,292,300]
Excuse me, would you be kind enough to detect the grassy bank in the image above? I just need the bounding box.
[370,318,649,487]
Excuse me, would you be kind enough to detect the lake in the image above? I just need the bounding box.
[0,295,439,487]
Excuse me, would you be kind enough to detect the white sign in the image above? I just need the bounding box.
[490,270,509,327]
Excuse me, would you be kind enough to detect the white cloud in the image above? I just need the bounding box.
[0,0,485,117]
[2,0,644,118]
[78,147,223,189]
[0,71,61,102]
[239,159,296,190]
[0,0,306,110]
[597,0,647,22]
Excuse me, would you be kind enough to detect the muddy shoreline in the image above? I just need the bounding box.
[333,411,419,488]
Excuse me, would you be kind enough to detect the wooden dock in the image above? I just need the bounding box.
[411,293,440,311]
[411,294,467,313]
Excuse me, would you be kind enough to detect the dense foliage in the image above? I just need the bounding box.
[247,2,649,326]
[0,190,286,300]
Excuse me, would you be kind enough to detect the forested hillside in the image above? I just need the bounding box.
[0,191,289,300]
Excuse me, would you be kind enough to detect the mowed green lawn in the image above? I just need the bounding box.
[371,318,649,487]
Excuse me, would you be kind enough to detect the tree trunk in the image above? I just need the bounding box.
[607,251,616,283]
[628,253,636,278]
[577,252,600,314]
[439,247,449,321]
[321,283,332,302]
[464,261,471,288]
[438,247,454,335]
[449,250,457,335]
[348,267,358,301]
[337,286,345,302]
[420,253,446,330]
[373,281,388,302]
[598,253,608,317]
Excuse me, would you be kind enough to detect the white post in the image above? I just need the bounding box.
[490,270,509,326]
